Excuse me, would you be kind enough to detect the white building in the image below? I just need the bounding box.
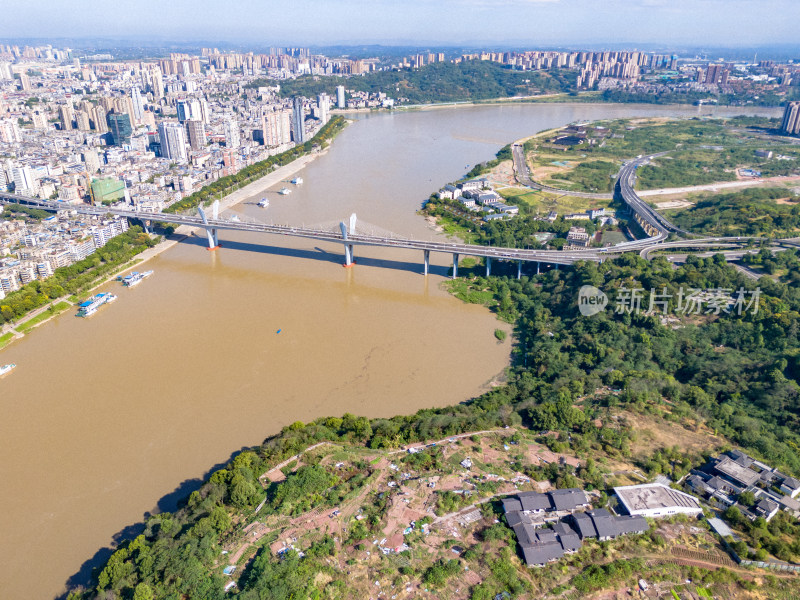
[223,118,241,149]
[614,483,703,518]
[158,122,188,163]
[336,85,346,109]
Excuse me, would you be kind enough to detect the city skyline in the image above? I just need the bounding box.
[3,0,800,48]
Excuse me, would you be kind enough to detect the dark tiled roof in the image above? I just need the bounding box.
[512,523,537,547]
[502,497,523,514]
[549,488,588,511]
[572,512,597,539]
[613,515,648,536]
[518,491,552,511]
[551,522,577,536]
[588,509,616,539]
[521,541,564,565]
[559,533,582,552]
[535,530,557,543]
[505,511,524,528]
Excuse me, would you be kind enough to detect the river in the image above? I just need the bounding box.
[0,102,781,598]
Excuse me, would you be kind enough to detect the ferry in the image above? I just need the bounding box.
[258,198,269,208]
[0,363,16,376]
[278,187,292,195]
[290,177,303,185]
[75,292,117,317]
[122,270,153,288]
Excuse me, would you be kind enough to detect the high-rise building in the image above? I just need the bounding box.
[91,106,108,133]
[782,101,800,135]
[83,149,100,174]
[261,109,291,147]
[185,119,206,150]
[107,112,133,146]
[58,105,74,130]
[75,111,92,131]
[131,88,145,123]
[0,119,22,143]
[0,62,12,80]
[177,99,201,123]
[158,121,188,162]
[292,97,306,144]
[12,165,37,194]
[18,72,31,92]
[336,85,346,109]
[223,118,240,149]
[150,68,164,100]
[317,93,330,124]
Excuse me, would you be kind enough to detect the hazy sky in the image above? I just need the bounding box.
[2,0,799,47]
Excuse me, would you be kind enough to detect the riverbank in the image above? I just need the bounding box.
[0,135,341,352]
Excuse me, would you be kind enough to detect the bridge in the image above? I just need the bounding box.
[1,149,797,279]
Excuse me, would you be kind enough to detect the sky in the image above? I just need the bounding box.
[2,0,799,48]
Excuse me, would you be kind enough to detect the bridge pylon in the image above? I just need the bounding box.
[197,202,220,251]
[339,213,357,267]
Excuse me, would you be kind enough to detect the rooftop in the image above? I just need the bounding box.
[614,483,702,513]
[714,457,761,487]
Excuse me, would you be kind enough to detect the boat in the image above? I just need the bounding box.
[290,177,303,185]
[278,187,292,195]
[122,270,153,288]
[0,363,15,376]
[230,215,241,222]
[75,292,117,317]
[258,198,269,208]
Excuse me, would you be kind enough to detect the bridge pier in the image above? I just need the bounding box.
[343,244,355,267]
[517,260,522,280]
[536,262,540,275]
[423,250,430,276]
[485,257,491,277]
[452,253,459,279]
[205,228,220,251]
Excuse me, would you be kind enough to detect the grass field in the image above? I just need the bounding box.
[0,331,16,350]
[16,301,71,334]
[498,187,612,215]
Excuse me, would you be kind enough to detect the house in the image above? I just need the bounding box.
[571,512,598,540]
[545,211,558,222]
[518,491,553,513]
[438,184,458,199]
[474,191,502,206]
[566,227,590,247]
[549,488,590,512]
[496,203,519,215]
[614,483,703,518]
[712,456,761,488]
[780,476,800,499]
[588,208,606,220]
[754,498,780,522]
[521,541,564,566]
[457,196,476,209]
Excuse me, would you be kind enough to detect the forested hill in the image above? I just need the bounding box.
[247,61,577,104]
[66,250,800,600]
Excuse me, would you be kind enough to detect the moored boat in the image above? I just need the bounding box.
[0,363,16,376]
[122,270,154,288]
[76,293,117,317]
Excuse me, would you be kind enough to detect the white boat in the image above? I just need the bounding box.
[122,270,153,288]
[0,363,15,376]
[258,198,269,208]
[279,187,292,195]
[76,292,117,317]
[291,177,303,185]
